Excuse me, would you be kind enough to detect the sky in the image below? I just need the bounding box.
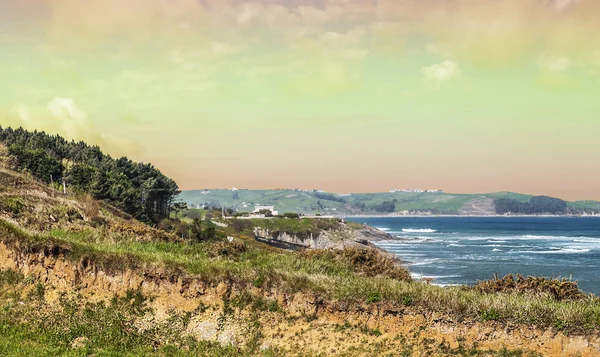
[1,0,599,200]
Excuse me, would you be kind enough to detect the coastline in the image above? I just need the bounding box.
[341,214,600,218]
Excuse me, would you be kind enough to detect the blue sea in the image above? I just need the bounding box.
[346,217,600,294]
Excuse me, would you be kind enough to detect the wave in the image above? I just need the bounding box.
[515,248,591,254]
[411,273,461,280]
[376,227,391,231]
[492,248,503,252]
[432,283,463,287]
[520,235,578,240]
[574,238,600,243]
[448,243,465,247]
[402,228,437,233]
[409,258,440,266]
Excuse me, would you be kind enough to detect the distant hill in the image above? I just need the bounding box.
[179,189,600,216]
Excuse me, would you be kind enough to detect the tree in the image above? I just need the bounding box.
[494,196,567,215]
[373,201,395,213]
[0,126,180,224]
[258,209,273,217]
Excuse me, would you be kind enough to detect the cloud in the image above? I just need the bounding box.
[422,61,462,87]
[211,41,246,56]
[538,56,572,72]
[9,98,142,157]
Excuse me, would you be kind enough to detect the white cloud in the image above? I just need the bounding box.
[422,61,462,86]
[6,98,143,157]
[47,97,87,122]
[211,41,246,56]
[552,0,580,10]
[538,56,572,72]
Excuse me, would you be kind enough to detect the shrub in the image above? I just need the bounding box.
[480,308,501,321]
[79,193,100,221]
[230,219,253,233]
[366,292,382,304]
[303,247,412,282]
[0,197,26,215]
[475,274,585,301]
[206,241,247,258]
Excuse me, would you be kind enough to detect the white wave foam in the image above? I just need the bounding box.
[448,243,465,247]
[409,258,440,266]
[377,227,391,231]
[402,228,437,233]
[492,248,502,252]
[515,248,591,254]
[574,238,600,243]
[411,273,461,280]
[520,235,574,240]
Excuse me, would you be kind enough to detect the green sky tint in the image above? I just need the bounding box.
[1,0,599,199]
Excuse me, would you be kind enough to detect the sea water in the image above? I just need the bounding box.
[346,217,600,294]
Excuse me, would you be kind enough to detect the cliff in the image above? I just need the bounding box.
[252,221,395,250]
[1,238,599,356]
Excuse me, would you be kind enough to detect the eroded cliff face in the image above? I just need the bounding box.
[1,241,599,356]
[252,224,394,250]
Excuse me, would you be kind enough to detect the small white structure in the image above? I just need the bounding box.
[253,205,278,216]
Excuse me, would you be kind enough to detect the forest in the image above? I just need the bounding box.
[494,196,568,215]
[0,126,179,224]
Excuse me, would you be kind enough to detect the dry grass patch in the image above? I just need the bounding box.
[476,274,586,302]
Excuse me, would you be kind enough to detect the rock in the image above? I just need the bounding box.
[260,343,271,351]
[218,331,236,346]
[71,336,89,349]
[188,321,218,341]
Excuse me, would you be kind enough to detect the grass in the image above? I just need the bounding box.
[2,218,600,337]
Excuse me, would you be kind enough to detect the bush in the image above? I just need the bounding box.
[0,197,26,215]
[475,274,585,301]
[366,292,382,304]
[481,308,501,321]
[303,247,412,282]
[79,193,100,221]
[230,219,253,233]
[206,241,247,258]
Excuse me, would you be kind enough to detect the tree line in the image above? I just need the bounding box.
[0,126,179,224]
[494,196,568,215]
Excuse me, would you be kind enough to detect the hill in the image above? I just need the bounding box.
[2,165,600,356]
[179,189,600,216]
[1,128,600,356]
[0,126,179,224]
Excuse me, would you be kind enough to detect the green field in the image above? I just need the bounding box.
[179,189,600,215]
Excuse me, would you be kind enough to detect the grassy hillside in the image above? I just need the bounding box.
[179,189,600,215]
[2,165,600,355]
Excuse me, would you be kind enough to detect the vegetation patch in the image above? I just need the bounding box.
[475,274,586,301]
[302,247,412,281]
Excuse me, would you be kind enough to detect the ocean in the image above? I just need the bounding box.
[346,216,600,294]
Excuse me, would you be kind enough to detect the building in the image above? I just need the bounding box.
[253,205,278,216]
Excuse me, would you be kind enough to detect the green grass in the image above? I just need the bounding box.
[2,218,600,336]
